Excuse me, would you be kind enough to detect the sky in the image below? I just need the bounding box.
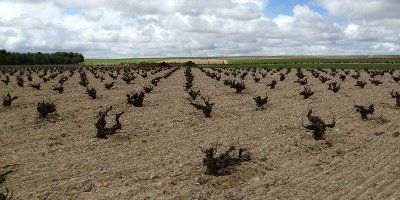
[0,0,399,58]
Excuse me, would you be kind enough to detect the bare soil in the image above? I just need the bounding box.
[1,67,400,199]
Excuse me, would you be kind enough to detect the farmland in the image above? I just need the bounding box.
[1,63,400,199]
[85,56,400,70]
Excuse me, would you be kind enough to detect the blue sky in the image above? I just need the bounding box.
[63,8,81,15]
[0,0,399,58]
[264,0,329,19]
[264,0,313,17]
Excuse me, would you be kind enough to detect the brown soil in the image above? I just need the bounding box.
[1,67,400,199]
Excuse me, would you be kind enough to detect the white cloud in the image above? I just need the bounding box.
[319,0,400,40]
[84,9,104,21]
[319,0,400,21]
[372,42,399,52]
[344,24,358,39]
[0,0,398,57]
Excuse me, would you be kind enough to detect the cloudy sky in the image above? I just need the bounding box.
[0,0,399,58]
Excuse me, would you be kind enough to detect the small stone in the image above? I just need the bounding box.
[84,183,94,192]
[156,181,164,187]
[150,173,159,180]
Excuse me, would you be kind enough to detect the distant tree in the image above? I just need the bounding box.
[0,50,84,65]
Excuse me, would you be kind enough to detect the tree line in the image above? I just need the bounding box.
[0,50,84,65]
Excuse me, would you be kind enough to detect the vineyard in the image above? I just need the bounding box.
[1,63,400,199]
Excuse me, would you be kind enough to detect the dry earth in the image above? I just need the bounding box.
[1,67,400,199]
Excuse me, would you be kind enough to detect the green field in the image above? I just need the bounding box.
[84,58,166,64]
[211,63,400,70]
[85,56,400,70]
[226,56,400,64]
